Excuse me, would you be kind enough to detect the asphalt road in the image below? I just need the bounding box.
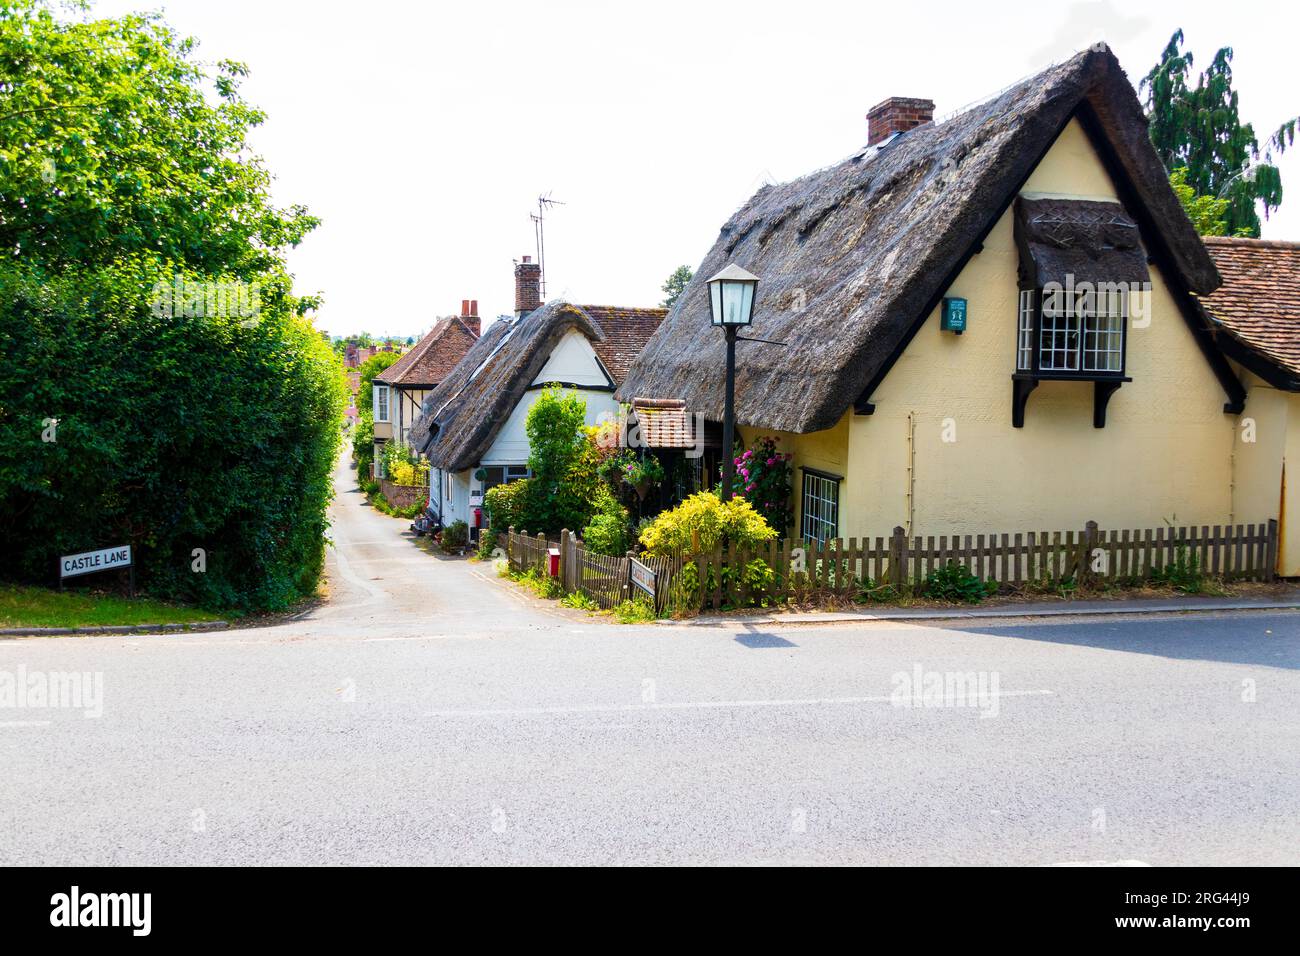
[1,455,1296,865]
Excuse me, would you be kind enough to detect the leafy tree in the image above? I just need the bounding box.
[1169,167,1232,236]
[0,1,342,611]
[1141,30,1297,236]
[357,351,400,416]
[523,387,592,533]
[351,350,401,479]
[660,265,694,309]
[0,0,318,275]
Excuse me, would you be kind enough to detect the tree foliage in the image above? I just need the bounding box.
[0,1,342,610]
[660,265,693,309]
[1168,167,1232,236]
[1142,30,1296,236]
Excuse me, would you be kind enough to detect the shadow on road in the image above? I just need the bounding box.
[733,623,797,648]
[937,613,1299,669]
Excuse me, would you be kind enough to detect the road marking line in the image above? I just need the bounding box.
[0,720,52,728]
[1043,860,1151,867]
[424,689,1053,717]
[362,635,481,643]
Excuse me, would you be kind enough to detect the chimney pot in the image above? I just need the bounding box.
[866,96,935,146]
[460,298,481,337]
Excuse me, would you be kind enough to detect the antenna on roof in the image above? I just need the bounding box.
[530,192,565,298]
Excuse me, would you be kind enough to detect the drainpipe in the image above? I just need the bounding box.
[905,411,916,534]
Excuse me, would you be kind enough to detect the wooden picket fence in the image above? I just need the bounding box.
[505,527,683,613]
[505,520,1276,616]
[506,529,553,575]
[685,519,1278,612]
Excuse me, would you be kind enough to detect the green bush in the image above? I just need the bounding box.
[441,520,469,552]
[0,260,345,612]
[922,561,996,604]
[581,488,631,556]
[638,491,777,557]
[475,533,501,561]
[484,478,533,531]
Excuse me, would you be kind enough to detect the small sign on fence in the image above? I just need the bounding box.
[629,556,657,599]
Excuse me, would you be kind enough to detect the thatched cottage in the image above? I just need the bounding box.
[411,256,665,532]
[371,303,480,469]
[620,46,1289,563]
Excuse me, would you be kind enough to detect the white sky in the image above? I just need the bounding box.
[91,0,1300,338]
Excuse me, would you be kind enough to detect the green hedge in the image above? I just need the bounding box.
[0,259,346,611]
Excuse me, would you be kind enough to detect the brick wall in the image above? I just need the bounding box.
[381,480,426,511]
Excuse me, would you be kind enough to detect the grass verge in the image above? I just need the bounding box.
[0,583,226,629]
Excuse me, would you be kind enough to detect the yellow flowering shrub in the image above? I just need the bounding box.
[638,491,777,557]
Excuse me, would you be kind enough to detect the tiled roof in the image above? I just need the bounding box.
[581,306,667,385]
[375,317,479,387]
[629,398,693,448]
[1201,237,1300,385]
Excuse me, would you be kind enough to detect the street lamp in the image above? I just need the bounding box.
[707,263,759,500]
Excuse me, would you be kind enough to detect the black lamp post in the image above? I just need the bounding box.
[707,263,759,500]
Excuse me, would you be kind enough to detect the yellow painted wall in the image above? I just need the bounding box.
[768,119,1245,541]
[1282,395,1300,575]
[1229,372,1299,574]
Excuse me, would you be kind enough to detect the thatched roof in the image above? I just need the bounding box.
[410,301,665,471]
[1200,237,1300,390]
[373,316,479,387]
[617,47,1221,433]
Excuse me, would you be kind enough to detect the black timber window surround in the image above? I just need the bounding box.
[1013,285,1131,428]
[1012,197,1145,429]
[800,469,841,544]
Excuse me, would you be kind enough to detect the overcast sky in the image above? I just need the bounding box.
[92,0,1300,338]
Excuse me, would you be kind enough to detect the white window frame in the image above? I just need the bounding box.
[1081,286,1126,373]
[373,384,391,423]
[1021,286,1127,375]
[800,470,840,544]
[1016,289,1035,371]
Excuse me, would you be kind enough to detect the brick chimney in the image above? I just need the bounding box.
[460,298,481,336]
[514,255,542,318]
[866,96,935,146]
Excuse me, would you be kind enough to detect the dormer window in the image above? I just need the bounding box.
[1011,197,1146,428]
